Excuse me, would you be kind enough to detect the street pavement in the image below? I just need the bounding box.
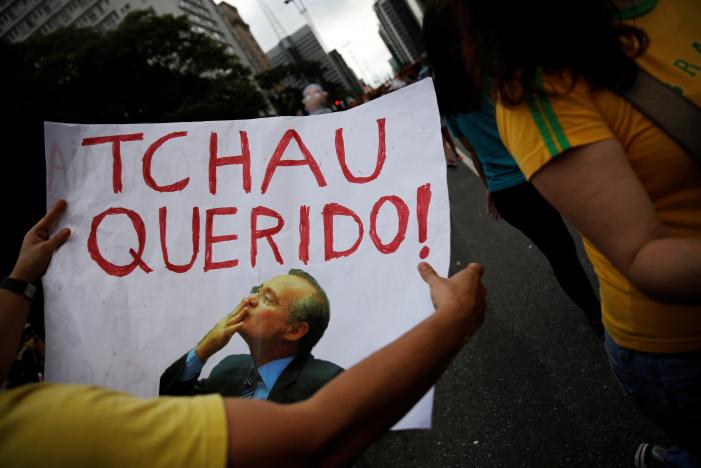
[360,162,668,467]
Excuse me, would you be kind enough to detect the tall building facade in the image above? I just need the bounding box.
[328,49,363,97]
[0,0,256,72]
[406,0,424,21]
[266,24,362,97]
[373,0,425,68]
[217,1,270,75]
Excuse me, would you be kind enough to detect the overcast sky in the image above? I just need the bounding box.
[223,0,397,86]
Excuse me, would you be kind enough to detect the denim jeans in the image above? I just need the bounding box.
[604,331,701,467]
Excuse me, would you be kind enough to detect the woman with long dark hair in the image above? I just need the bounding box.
[424,0,701,465]
[424,10,603,336]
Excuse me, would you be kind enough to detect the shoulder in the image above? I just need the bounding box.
[210,354,252,375]
[496,75,614,180]
[285,356,342,397]
[301,355,344,378]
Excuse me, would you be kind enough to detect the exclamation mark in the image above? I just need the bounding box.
[417,183,432,259]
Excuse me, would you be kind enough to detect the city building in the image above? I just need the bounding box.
[266,24,362,97]
[0,0,256,72]
[328,49,364,98]
[217,1,270,75]
[405,0,424,23]
[373,0,425,69]
[406,0,425,20]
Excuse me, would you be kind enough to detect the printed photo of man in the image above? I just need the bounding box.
[160,269,343,403]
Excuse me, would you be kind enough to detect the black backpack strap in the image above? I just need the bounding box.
[623,68,701,165]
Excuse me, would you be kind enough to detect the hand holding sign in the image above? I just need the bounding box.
[11,199,71,285]
[418,262,486,341]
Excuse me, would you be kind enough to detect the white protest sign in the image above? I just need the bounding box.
[43,79,450,429]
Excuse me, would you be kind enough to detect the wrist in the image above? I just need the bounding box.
[195,343,212,362]
[9,267,38,285]
[1,276,38,302]
[432,305,477,342]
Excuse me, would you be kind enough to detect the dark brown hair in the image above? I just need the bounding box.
[424,0,649,112]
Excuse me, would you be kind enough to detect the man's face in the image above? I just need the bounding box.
[238,274,315,345]
[302,85,327,112]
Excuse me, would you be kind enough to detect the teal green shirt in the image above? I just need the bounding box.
[447,99,526,192]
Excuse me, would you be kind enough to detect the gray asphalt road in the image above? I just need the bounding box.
[359,164,668,467]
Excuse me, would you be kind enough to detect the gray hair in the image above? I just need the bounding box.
[287,269,330,353]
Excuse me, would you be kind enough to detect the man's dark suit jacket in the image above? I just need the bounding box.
[159,352,344,403]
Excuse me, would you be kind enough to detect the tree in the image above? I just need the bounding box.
[0,10,269,329]
[4,10,268,124]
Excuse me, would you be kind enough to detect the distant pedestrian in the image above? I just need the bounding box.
[302,83,332,116]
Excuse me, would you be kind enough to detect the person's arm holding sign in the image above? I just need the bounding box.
[224,261,486,467]
[0,202,488,468]
[0,200,70,383]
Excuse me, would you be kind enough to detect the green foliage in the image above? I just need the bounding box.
[3,10,268,123]
[0,10,269,284]
[256,60,348,116]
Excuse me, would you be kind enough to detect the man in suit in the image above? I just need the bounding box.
[160,269,343,402]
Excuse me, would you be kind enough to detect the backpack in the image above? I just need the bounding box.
[623,68,701,166]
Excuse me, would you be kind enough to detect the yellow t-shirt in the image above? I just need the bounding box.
[496,0,701,353]
[0,384,228,468]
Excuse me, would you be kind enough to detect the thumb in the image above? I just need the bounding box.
[224,323,244,337]
[467,262,484,279]
[418,262,440,285]
[454,262,484,283]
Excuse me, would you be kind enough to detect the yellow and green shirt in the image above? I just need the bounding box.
[497,0,701,353]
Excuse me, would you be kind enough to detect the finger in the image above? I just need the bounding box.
[228,300,249,319]
[46,227,71,251]
[466,262,484,280]
[227,307,248,325]
[224,322,244,336]
[417,262,442,286]
[33,199,67,234]
[227,303,242,318]
[450,262,484,286]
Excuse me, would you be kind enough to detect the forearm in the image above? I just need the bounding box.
[0,200,70,382]
[195,342,214,362]
[226,262,485,467]
[313,310,469,466]
[629,237,701,303]
[529,140,701,305]
[0,289,31,383]
[225,309,471,467]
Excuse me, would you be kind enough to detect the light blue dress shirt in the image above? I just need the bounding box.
[182,349,295,400]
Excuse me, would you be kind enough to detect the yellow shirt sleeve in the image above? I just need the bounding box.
[496,75,616,179]
[0,384,228,468]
